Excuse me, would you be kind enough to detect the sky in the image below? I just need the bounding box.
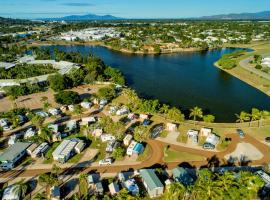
[0,0,270,19]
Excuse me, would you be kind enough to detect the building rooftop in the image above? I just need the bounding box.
[0,62,16,70]
[140,169,163,190]
[0,142,31,162]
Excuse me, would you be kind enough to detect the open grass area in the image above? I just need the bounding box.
[163,147,205,162]
[243,126,270,141]
[43,142,60,164]
[67,151,84,163]
[89,136,107,161]
[137,144,151,161]
[219,41,270,96]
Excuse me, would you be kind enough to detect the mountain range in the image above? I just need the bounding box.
[200,11,270,20]
[39,14,123,21]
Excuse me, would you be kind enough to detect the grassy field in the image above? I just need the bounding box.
[43,142,60,164]
[163,147,205,162]
[137,144,151,161]
[219,41,270,96]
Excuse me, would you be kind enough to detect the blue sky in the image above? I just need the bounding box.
[0,0,270,19]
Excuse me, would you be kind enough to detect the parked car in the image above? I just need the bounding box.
[99,158,113,166]
[203,143,215,150]
[142,119,152,126]
[151,124,164,138]
[265,137,270,143]
[236,129,245,138]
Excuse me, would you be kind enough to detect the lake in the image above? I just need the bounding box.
[43,45,270,122]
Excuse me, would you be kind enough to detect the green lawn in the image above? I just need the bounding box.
[163,148,205,162]
[89,136,107,161]
[67,151,84,163]
[43,142,60,164]
[137,144,151,161]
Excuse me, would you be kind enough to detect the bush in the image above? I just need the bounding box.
[54,91,81,105]
[255,64,262,70]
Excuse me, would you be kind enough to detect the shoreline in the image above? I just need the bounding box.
[30,40,270,97]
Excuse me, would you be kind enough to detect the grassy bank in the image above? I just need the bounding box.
[163,147,205,162]
[215,41,270,96]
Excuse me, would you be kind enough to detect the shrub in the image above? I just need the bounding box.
[54,91,81,105]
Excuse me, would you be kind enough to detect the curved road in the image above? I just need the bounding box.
[1,133,270,178]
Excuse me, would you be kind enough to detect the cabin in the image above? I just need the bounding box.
[32,142,49,158]
[140,169,164,198]
[52,139,77,163]
[200,127,212,137]
[166,123,177,131]
[81,102,92,109]
[123,134,133,146]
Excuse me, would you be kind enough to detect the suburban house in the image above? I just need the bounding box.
[172,167,194,186]
[0,142,31,170]
[140,169,164,198]
[31,142,49,158]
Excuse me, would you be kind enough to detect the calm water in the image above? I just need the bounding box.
[43,45,270,122]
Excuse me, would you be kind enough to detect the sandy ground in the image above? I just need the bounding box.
[0,84,105,113]
[225,142,263,162]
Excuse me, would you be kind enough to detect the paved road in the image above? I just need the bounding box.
[239,56,270,81]
[1,133,270,178]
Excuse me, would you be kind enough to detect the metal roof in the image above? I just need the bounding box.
[0,62,16,70]
[140,169,163,190]
[0,142,31,162]
[52,139,77,158]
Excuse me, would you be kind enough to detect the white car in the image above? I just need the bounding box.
[99,158,113,166]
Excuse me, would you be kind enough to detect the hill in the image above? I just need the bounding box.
[200,11,270,20]
[40,14,123,21]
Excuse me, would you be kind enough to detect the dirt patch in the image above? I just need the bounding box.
[225,142,263,162]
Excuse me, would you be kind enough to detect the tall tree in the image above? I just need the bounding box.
[235,111,250,123]
[189,106,203,121]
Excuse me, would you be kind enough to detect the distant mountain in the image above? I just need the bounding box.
[39,14,123,21]
[200,11,270,20]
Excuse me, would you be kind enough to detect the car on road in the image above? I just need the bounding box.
[203,143,215,150]
[236,129,245,138]
[99,158,113,166]
[151,124,164,138]
[265,137,270,143]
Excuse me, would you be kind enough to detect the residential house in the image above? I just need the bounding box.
[48,108,61,116]
[0,142,31,170]
[127,141,138,156]
[116,107,129,116]
[187,130,199,144]
[31,142,49,158]
[26,143,38,157]
[140,169,164,198]
[74,141,85,154]
[24,127,37,139]
[80,117,96,126]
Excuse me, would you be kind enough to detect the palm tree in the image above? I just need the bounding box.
[258,110,269,127]
[39,127,53,143]
[189,106,203,125]
[250,108,260,127]
[164,182,186,200]
[14,179,28,199]
[33,192,46,200]
[235,111,250,123]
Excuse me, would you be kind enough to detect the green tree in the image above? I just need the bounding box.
[203,114,215,123]
[54,91,81,105]
[189,106,203,121]
[39,127,53,143]
[30,114,45,128]
[112,147,125,160]
[134,125,149,142]
[14,179,28,199]
[235,111,250,123]
[167,107,185,122]
[164,182,186,200]
[97,85,116,100]
[48,73,68,92]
